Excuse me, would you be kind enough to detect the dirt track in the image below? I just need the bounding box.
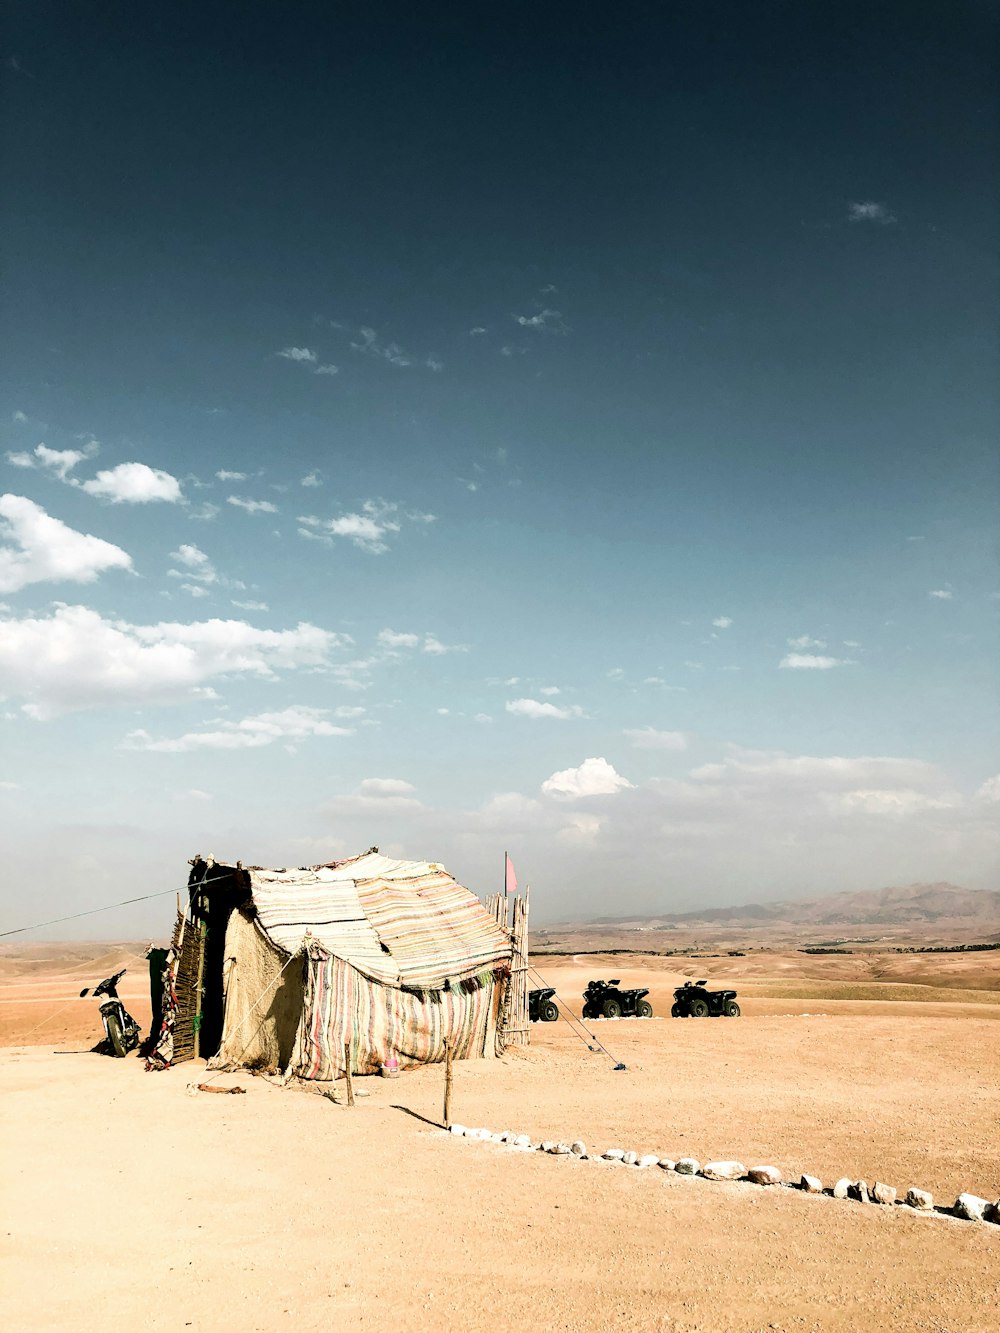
[2,948,998,1332]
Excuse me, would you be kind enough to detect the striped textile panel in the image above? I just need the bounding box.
[293,947,500,1079]
[356,871,511,989]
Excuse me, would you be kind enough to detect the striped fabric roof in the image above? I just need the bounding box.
[247,852,510,988]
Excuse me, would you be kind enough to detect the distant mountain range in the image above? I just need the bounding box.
[593,883,1000,929]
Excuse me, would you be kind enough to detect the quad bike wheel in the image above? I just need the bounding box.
[725,1000,741,1017]
[539,999,559,1022]
[636,1000,653,1018]
[690,998,710,1018]
[671,1003,682,1017]
[106,1012,128,1058]
[602,997,623,1019]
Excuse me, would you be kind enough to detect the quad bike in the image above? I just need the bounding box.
[80,967,142,1056]
[671,979,740,1018]
[528,987,560,1022]
[582,978,654,1020]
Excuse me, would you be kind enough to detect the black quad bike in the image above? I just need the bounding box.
[582,978,654,1020]
[671,979,740,1018]
[80,967,142,1056]
[528,987,560,1022]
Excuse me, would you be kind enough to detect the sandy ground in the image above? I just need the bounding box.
[2,947,998,1332]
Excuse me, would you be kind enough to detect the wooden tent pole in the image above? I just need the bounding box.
[443,1038,454,1128]
[344,1040,355,1107]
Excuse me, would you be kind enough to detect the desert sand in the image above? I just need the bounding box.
[2,943,998,1331]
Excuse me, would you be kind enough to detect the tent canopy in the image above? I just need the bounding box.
[244,850,511,990]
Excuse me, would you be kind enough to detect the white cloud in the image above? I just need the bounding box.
[298,499,428,554]
[276,346,318,363]
[314,364,339,376]
[0,604,348,719]
[848,201,896,225]
[0,494,132,594]
[6,442,96,480]
[624,727,688,751]
[538,686,560,696]
[12,411,29,424]
[928,589,954,600]
[779,653,849,670]
[514,308,567,332]
[606,667,625,680]
[125,705,352,752]
[334,705,366,719]
[712,616,732,629]
[359,778,415,798]
[377,628,420,649]
[506,698,585,720]
[168,543,217,585]
[422,634,466,655]
[5,451,34,469]
[216,470,247,481]
[81,463,183,504]
[690,748,942,794]
[188,502,220,521]
[975,775,1000,802]
[787,634,827,650]
[542,757,633,799]
[228,496,279,515]
[300,471,322,487]
[231,599,268,612]
[469,327,487,336]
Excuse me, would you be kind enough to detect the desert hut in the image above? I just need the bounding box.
[148,848,522,1079]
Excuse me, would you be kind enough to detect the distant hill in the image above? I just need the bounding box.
[594,883,1000,929]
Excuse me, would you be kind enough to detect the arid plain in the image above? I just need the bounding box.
[2,929,998,1332]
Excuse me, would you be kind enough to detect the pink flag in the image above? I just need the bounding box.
[504,853,517,896]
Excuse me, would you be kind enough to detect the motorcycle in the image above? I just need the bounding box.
[80,967,141,1057]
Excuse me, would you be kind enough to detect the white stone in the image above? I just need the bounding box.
[675,1158,700,1175]
[904,1187,933,1211]
[449,1123,466,1136]
[623,1151,638,1166]
[657,1158,676,1171]
[637,1154,660,1169]
[512,1134,531,1148]
[850,1180,870,1203]
[476,1127,492,1140]
[832,1178,852,1199]
[550,1142,571,1155]
[539,1140,556,1153]
[954,1193,989,1222]
[603,1148,625,1160]
[702,1161,746,1181]
[871,1181,896,1206]
[800,1174,822,1194]
[748,1166,782,1186]
[571,1141,587,1157]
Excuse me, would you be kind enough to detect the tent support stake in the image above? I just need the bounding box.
[443,1038,453,1127]
[344,1040,355,1107]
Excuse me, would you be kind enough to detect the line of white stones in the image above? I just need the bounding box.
[446,1124,1000,1226]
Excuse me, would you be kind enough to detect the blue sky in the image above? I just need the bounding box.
[1,2,997,934]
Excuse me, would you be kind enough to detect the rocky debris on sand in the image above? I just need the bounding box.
[549,1142,571,1155]
[571,1141,587,1157]
[539,1140,556,1153]
[657,1158,676,1171]
[603,1148,625,1161]
[871,1181,896,1206]
[800,1174,822,1194]
[985,1200,1000,1224]
[849,1180,870,1203]
[904,1188,933,1211]
[701,1161,746,1181]
[622,1151,638,1166]
[637,1154,660,1169]
[675,1158,700,1175]
[748,1166,782,1186]
[953,1193,989,1222]
[513,1134,531,1148]
[833,1178,852,1199]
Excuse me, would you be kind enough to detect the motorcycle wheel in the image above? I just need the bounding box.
[636,1000,653,1019]
[725,1001,741,1017]
[540,1000,559,1022]
[106,1012,128,1058]
[690,999,709,1018]
[602,998,622,1019]
[670,1004,682,1018]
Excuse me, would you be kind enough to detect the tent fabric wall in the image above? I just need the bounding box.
[212,909,305,1071]
[293,944,504,1079]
